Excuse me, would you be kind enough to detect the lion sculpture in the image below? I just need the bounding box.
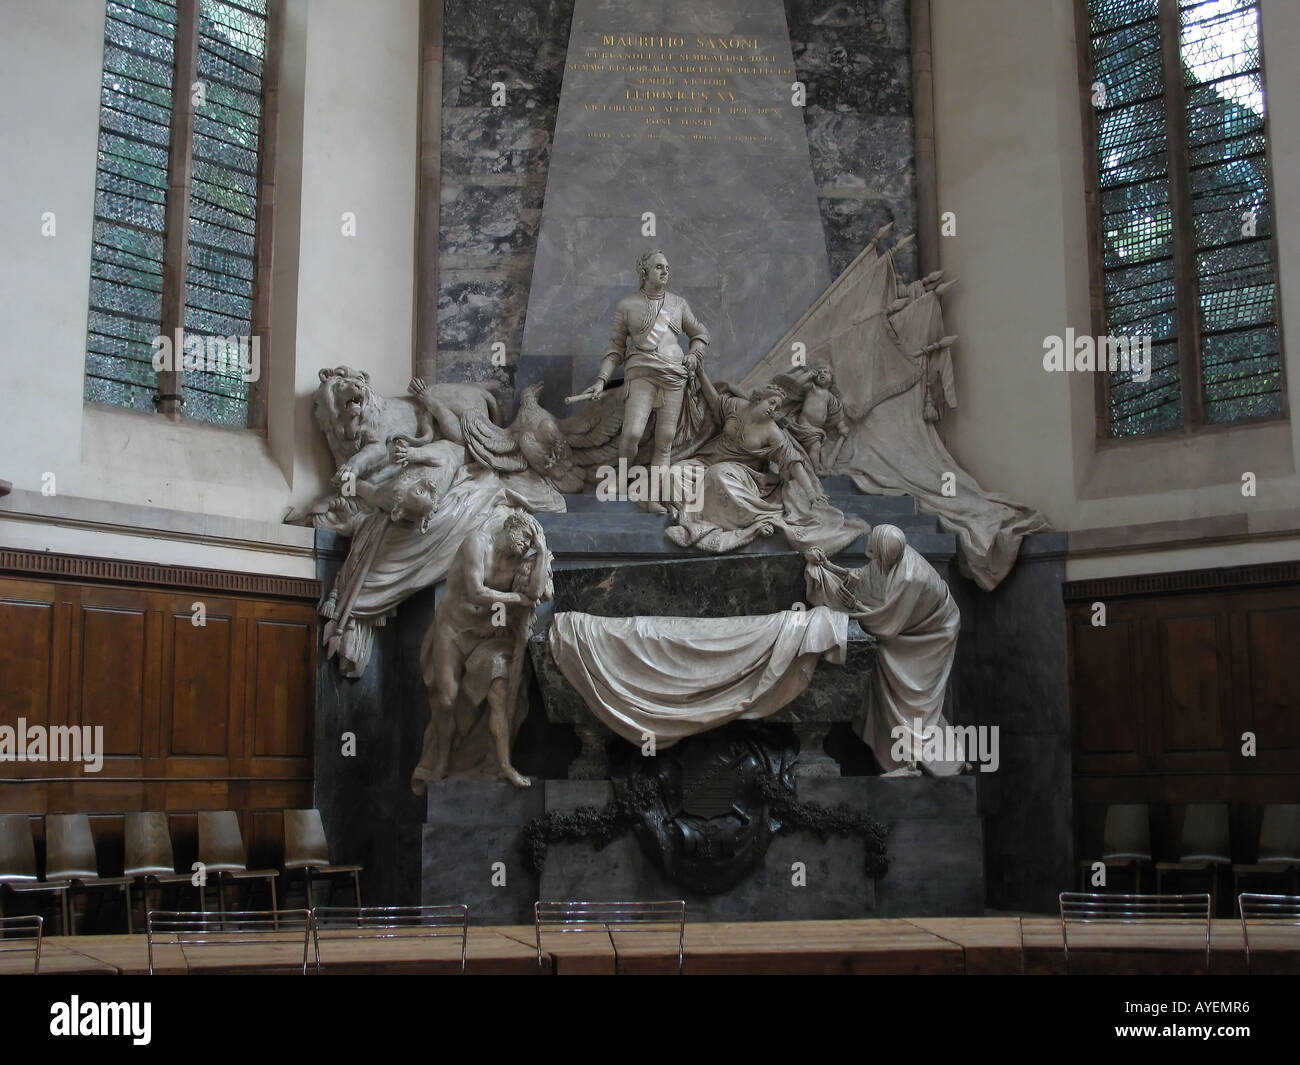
[284,366,502,528]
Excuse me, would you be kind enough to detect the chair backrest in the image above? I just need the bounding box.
[45,814,101,881]
[197,811,247,874]
[0,915,43,974]
[1237,892,1300,974]
[311,905,469,973]
[283,809,330,869]
[1258,804,1300,865]
[534,900,686,975]
[124,812,178,878]
[146,910,312,974]
[0,814,38,883]
[1178,803,1230,863]
[1058,892,1212,973]
[1101,803,1151,860]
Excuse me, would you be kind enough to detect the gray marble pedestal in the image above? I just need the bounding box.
[419,775,984,923]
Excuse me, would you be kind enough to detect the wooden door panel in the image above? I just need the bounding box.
[249,618,312,759]
[1244,606,1300,755]
[0,592,58,780]
[164,607,235,760]
[1071,615,1142,770]
[1155,613,1229,765]
[75,604,147,761]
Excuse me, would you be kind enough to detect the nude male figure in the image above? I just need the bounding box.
[411,511,549,791]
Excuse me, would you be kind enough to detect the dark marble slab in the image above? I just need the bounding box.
[440,184,540,257]
[948,532,1073,914]
[441,108,555,176]
[437,278,525,350]
[535,775,982,919]
[784,0,915,284]
[442,0,573,113]
[421,780,544,923]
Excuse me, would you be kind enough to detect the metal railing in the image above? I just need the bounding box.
[1237,892,1300,974]
[1058,891,1212,973]
[534,900,686,975]
[0,915,43,974]
[146,909,312,975]
[311,905,468,974]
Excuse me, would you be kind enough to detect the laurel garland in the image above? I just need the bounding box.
[520,776,660,873]
[758,776,891,879]
[521,773,889,879]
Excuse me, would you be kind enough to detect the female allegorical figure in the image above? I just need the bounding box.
[805,525,966,776]
[663,364,868,555]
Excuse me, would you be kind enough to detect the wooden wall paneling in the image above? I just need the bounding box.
[0,580,59,781]
[1241,602,1300,771]
[160,592,242,775]
[72,585,153,778]
[168,811,199,875]
[246,601,315,780]
[0,568,317,876]
[1068,602,1146,774]
[248,808,284,870]
[0,781,49,814]
[1152,603,1232,770]
[1069,576,1300,872]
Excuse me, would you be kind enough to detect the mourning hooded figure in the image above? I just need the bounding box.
[804,525,967,776]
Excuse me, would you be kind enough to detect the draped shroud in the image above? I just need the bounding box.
[805,545,965,776]
[548,607,847,746]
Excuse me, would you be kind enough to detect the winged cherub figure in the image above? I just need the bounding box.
[771,362,849,474]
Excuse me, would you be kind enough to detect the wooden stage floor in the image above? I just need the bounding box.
[6,917,1298,975]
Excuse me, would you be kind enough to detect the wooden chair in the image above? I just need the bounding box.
[283,809,362,909]
[1233,804,1300,897]
[1156,803,1230,910]
[197,811,279,914]
[534,900,686,975]
[1058,891,1212,974]
[0,814,69,934]
[124,812,200,920]
[1078,803,1151,891]
[45,814,134,934]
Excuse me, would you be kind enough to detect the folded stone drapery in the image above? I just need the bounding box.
[805,527,963,775]
[547,607,847,746]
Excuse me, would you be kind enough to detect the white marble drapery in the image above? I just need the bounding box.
[805,526,964,775]
[548,607,847,746]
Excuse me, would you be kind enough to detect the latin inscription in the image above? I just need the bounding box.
[567,31,794,144]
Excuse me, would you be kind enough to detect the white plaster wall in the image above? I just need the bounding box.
[0,0,419,575]
[930,0,1300,580]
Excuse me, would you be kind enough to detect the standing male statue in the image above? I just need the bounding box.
[575,249,710,512]
[411,508,552,792]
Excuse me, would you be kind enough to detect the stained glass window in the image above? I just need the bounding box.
[84,0,270,428]
[1085,0,1282,437]
[86,0,178,414]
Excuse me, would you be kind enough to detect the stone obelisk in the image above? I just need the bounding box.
[518,0,831,402]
